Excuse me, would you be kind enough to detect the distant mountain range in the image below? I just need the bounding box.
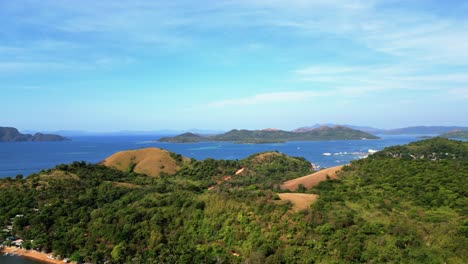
[0,127,68,142]
[21,129,225,137]
[15,125,468,138]
[159,126,379,143]
[293,124,383,134]
[295,124,468,135]
[380,126,468,135]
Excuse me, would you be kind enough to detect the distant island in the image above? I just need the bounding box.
[159,125,379,143]
[439,129,468,139]
[296,124,468,135]
[0,127,68,142]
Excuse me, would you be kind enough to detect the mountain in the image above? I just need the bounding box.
[159,126,379,143]
[439,129,468,139]
[293,123,384,134]
[0,138,466,263]
[294,124,468,135]
[159,132,209,143]
[0,127,68,142]
[381,126,468,135]
[101,148,191,176]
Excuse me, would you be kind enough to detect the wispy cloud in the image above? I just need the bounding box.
[0,62,70,72]
[208,91,330,107]
[293,63,468,96]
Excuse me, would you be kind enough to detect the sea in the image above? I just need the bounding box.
[0,134,425,178]
[0,255,42,264]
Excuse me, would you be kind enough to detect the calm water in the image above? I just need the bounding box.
[0,255,42,264]
[0,135,421,178]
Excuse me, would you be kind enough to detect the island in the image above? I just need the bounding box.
[0,127,68,142]
[439,129,468,139]
[159,125,379,143]
[0,138,466,263]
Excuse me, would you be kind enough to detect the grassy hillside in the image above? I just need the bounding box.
[1,138,466,263]
[159,126,379,143]
[280,165,344,191]
[101,147,190,177]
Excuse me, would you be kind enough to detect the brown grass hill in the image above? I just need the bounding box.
[102,148,190,177]
[280,165,344,191]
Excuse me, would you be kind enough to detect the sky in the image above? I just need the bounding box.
[1,0,468,132]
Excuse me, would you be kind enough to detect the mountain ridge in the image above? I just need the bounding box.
[159,126,379,143]
[0,127,68,142]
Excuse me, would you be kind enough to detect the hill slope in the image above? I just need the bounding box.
[0,127,68,142]
[0,138,466,263]
[280,165,344,191]
[158,132,208,143]
[440,130,468,139]
[102,148,190,176]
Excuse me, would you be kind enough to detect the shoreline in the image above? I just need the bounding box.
[1,246,64,264]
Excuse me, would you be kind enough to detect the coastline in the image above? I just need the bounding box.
[1,247,64,264]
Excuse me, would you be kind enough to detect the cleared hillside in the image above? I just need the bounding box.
[280,165,344,191]
[102,147,189,177]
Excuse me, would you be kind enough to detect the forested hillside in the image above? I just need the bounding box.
[1,138,466,263]
[159,126,379,143]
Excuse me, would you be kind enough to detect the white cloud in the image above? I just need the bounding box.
[448,88,468,99]
[208,91,330,107]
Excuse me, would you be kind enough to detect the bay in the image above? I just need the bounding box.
[0,134,422,178]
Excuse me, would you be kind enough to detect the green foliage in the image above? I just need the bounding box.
[0,138,466,263]
[159,127,379,143]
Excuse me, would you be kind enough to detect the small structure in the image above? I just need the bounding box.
[12,239,23,247]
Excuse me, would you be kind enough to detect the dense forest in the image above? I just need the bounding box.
[159,126,379,143]
[1,138,467,263]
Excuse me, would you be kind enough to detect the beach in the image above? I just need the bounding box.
[1,247,64,264]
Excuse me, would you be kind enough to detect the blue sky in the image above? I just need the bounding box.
[2,0,468,131]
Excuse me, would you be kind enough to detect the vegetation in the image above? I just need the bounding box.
[159,126,379,143]
[0,138,466,263]
[440,130,468,139]
[101,148,191,177]
[159,132,209,143]
[0,127,68,142]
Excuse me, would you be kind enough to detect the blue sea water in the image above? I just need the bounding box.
[0,135,422,178]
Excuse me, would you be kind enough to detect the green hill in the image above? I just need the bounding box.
[440,130,468,139]
[0,138,466,263]
[0,127,68,142]
[159,126,379,143]
[159,132,209,143]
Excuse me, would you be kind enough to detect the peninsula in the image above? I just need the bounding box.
[0,127,68,142]
[159,125,379,143]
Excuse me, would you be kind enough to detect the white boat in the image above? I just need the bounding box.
[322,152,332,156]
